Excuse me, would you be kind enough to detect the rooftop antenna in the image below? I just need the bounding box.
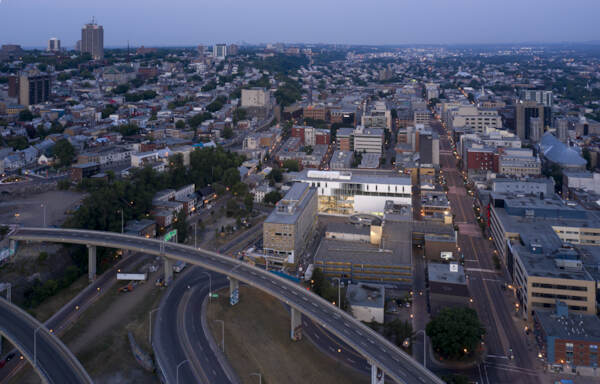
[91,16,96,25]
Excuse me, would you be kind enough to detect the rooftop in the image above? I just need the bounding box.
[264,182,315,225]
[346,283,385,309]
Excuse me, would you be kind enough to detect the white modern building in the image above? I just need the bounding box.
[292,170,411,216]
[353,126,384,154]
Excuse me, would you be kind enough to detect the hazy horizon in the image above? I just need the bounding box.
[1,0,599,47]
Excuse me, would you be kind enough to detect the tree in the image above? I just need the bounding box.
[244,194,254,213]
[52,138,76,166]
[263,191,282,205]
[223,168,240,188]
[222,126,234,139]
[116,124,139,136]
[282,159,299,172]
[18,109,34,122]
[172,209,188,243]
[175,120,186,129]
[268,168,283,183]
[233,108,247,123]
[426,307,485,360]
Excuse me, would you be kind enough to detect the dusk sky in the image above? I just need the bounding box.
[1,0,599,48]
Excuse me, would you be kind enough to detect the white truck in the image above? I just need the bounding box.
[304,264,314,282]
[116,272,148,281]
[173,261,187,273]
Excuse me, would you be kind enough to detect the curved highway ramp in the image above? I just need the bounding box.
[10,227,444,384]
[0,298,92,384]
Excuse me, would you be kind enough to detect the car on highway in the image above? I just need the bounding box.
[0,352,16,368]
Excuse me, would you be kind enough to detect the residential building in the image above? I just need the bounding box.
[81,20,104,60]
[262,183,317,264]
[47,38,60,52]
[213,44,227,58]
[70,162,100,182]
[18,69,51,106]
[520,89,553,108]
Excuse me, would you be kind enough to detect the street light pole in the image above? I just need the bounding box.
[176,359,190,384]
[41,204,46,227]
[332,277,341,308]
[215,319,224,352]
[194,222,197,248]
[148,307,160,345]
[33,326,41,368]
[202,272,212,303]
[250,372,262,384]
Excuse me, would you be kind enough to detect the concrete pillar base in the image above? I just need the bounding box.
[164,258,173,286]
[87,245,96,282]
[290,307,302,341]
[8,239,17,258]
[229,278,239,306]
[370,363,385,384]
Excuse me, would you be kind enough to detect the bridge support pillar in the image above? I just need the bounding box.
[87,245,96,282]
[290,307,302,341]
[229,278,239,306]
[370,362,385,384]
[164,258,173,285]
[8,239,17,258]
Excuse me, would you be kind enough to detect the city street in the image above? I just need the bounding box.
[433,119,543,384]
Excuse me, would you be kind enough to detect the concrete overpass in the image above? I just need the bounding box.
[10,227,444,384]
[0,297,92,384]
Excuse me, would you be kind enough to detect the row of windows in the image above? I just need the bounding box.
[532,283,588,291]
[532,292,588,301]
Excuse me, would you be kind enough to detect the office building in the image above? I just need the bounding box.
[213,44,227,58]
[18,69,51,106]
[516,100,550,142]
[227,44,239,56]
[555,117,570,143]
[353,126,384,154]
[361,101,392,131]
[292,169,411,215]
[47,38,60,52]
[346,284,385,324]
[419,131,439,166]
[81,21,104,60]
[534,301,600,375]
[263,183,317,264]
[530,117,543,143]
[520,89,553,108]
[330,150,353,170]
[414,109,431,126]
[448,105,502,132]
[425,83,440,101]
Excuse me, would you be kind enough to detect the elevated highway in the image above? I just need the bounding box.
[0,297,92,384]
[10,227,444,384]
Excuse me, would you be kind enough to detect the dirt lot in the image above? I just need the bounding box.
[10,266,164,384]
[207,286,366,384]
[0,190,84,229]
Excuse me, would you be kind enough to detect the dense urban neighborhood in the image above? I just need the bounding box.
[1,14,600,384]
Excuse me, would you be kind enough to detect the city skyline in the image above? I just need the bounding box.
[1,0,600,47]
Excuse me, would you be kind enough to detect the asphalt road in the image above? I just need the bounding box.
[0,298,91,384]
[10,227,444,384]
[434,120,542,384]
[153,268,232,384]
